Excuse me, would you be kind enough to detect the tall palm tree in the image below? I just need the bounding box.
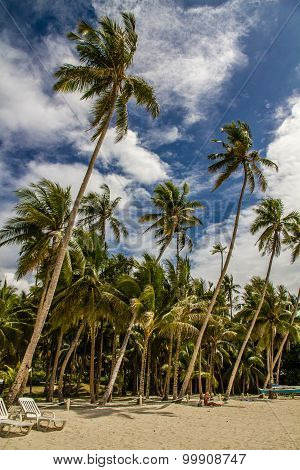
[139,181,203,264]
[211,243,227,274]
[225,198,300,398]
[78,184,128,244]
[7,12,159,405]
[179,121,278,398]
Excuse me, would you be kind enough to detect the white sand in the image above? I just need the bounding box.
[1,398,299,450]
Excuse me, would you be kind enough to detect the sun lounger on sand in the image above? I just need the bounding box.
[0,398,33,435]
[19,397,66,430]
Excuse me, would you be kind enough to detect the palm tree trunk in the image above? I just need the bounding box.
[47,328,63,402]
[217,362,224,394]
[108,330,119,401]
[209,347,216,394]
[225,242,276,399]
[101,311,137,405]
[270,327,275,387]
[275,351,282,385]
[156,240,171,263]
[220,252,224,275]
[89,322,96,404]
[139,333,150,398]
[57,322,85,402]
[43,349,53,397]
[179,168,248,398]
[163,333,173,400]
[95,322,103,400]
[154,357,159,396]
[146,342,151,399]
[265,286,300,386]
[198,348,203,399]
[176,232,180,274]
[12,266,52,402]
[173,327,182,400]
[7,95,117,406]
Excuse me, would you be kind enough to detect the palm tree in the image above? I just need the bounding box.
[78,184,128,245]
[101,255,168,404]
[7,12,159,405]
[134,255,169,398]
[0,180,71,397]
[100,275,141,405]
[54,230,108,402]
[256,284,294,387]
[179,121,278,398]
[169,296,200,399]
[139,181,203,264]
[204,315,236,394]
[0,180,71,279]
[225,198,300,398]
[0,282,22,366]
[234,348,265,394]
[211,243,227,274]
[264,222,300,384]
[223,274,240,319]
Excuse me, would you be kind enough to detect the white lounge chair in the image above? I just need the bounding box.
[19,397,66,430]
[0,398,32,435]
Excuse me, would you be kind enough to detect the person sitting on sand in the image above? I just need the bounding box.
[204,391,223,407]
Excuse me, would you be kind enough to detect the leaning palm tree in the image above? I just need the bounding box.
[7,12,159,405]
[225,198,300,398]
[139,181,203,264]
[78,184,128,245]
[179,121,278,398]
[211,243,227,274]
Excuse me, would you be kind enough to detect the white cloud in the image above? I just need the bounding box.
[18,160,132,205]
[266,94,300,211]
[0,39,84,146]
[143,125,182,147]
[0,272,31,293]
[92,0,265,121]
[101,130,169,184]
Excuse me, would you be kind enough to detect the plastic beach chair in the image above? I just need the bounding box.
[0,397,32,435]
[19,397,66,430]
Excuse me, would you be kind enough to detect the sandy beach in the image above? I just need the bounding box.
[1,398,299,450]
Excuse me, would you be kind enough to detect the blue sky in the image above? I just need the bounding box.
[0,0,299,292]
